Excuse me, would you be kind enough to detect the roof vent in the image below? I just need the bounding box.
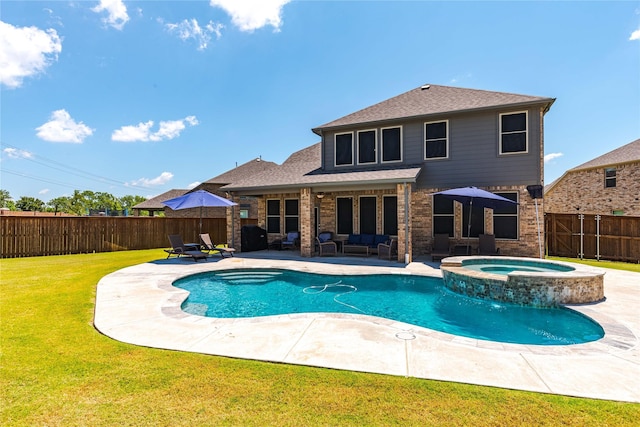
[421,84,430,90]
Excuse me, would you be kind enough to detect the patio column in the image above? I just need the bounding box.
[398,182,413,263]
[300,187,313,257]
[226,194,242,252]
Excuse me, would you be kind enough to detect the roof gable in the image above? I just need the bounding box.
[204,157,278,185]
[313,84,554,133]
[132,189,189,209]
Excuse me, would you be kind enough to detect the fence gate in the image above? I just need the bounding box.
[545,213,640,263]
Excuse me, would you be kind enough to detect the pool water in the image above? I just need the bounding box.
[462,260,575,275]
[173,269,604,346]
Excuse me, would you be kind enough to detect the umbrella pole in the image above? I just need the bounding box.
[199,206,203,235]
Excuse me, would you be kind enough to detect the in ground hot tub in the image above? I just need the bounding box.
[440,256,605,307]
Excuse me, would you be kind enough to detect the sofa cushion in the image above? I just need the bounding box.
[347,234,361,245]
[360,234,375,246]
[318,232,331,243]
[374,234,389,246]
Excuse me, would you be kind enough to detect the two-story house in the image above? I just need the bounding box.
[222,84,555,260]
[544,138,640,216]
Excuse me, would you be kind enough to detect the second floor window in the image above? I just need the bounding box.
[382,127,402,162]
[500,111,528,154]
[335,132,353,166]
[425,121,448,159]
[605,168,616,188]
[357,130,377,164]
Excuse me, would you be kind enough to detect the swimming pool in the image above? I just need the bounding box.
[173,268,604,346]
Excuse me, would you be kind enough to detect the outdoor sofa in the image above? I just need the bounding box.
[342,233,390,256]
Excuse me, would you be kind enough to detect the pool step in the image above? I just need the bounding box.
[214,270,283,285]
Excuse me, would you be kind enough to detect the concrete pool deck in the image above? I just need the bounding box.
[94,252,640,403]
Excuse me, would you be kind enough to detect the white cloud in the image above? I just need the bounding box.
[187,181,201,189]
[128,172,174,188]
[544,152,563,163]
[630,29,640,41]
[3,147,34,159]
[36,109,94,143]
[111,116,198,142]
[39,188,50,195]
[210,0,291,32]
[0,21,62,88]
[92,0,129,30]
[111,120,154,142]
[166,18,224,50]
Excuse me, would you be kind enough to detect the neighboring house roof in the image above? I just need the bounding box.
[568,138,640,171]
[202,157,278,185]
[313,84,555,133]
[132,189,189,210]
[545,138,640,194]
[222,142,422,193]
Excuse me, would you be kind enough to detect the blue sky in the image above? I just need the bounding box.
[1,0,639,203]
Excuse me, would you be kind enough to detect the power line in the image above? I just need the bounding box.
[0,141,149,191]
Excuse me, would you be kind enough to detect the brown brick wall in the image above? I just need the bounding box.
[545,163,640,216]
[254,185,542,258]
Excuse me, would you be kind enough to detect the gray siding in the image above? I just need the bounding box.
[321,106,544,189]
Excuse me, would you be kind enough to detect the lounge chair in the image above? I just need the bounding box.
[281,231,299,250]
[199,233,236,258]
[377,238,397,260]
[478,234,500,256]
[431,234,451,261]
[165,234,208,261]
[316,232,337,256]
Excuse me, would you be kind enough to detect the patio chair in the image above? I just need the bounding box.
[431,234,451,261]
[199,233,236,258]
[316,232,337,256]
[377,238,397,260]
[281,231,299,250]
[478,234,500,256]
[165,234,208,261]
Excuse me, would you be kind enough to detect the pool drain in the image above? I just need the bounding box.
[395,331,416,340]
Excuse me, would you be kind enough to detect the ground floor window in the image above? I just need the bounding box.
[493,192,518,239]
[383,196,398,235]
[336,197,353,235]
[284,199,299,233]
[266,199,280,233]
[359,196,376,234]
[433,195,454,236]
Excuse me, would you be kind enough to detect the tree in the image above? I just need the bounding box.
[47,196,72,214]
[0,189,16,210]
[16,196,45,212]
[119,195,146,213]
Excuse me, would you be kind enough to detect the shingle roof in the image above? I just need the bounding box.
[569,138,640,171]
[203,157,278,185]
[221,142,421,192]
[313,84,555,133]
[544,138,640,194]
[132,189,189,209]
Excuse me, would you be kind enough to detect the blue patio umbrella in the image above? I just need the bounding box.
[162,190,237,234]
[432,186,518,251]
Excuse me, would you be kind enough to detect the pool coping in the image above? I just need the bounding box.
[94,254,640,403]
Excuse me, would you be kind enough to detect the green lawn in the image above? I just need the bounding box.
[1,250,638,426]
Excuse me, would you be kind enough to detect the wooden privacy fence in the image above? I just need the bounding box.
[545,213,640,263]
[1,216,257,258]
